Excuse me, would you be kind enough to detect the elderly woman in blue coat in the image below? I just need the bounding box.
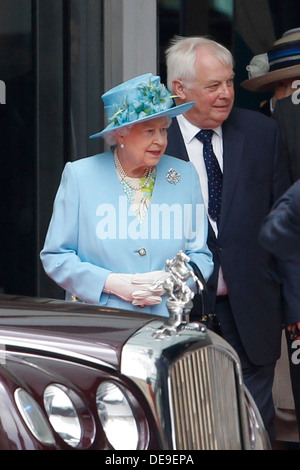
[40,73,213,316]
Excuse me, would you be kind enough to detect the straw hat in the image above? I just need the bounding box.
[241,28,300,92]
[90,73,194,138]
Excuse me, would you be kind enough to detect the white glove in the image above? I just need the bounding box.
[131,270,171,306]
[103,273,137,302]
[131,292,163,306]
[104,271,170,307]
[132,270,170,295]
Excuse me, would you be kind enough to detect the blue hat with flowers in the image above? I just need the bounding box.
[90,73,194,138]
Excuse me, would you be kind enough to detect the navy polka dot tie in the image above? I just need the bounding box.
[196,129,222,223]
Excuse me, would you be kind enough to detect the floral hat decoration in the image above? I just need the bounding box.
[241,28,300,92]
[90,73,194,138]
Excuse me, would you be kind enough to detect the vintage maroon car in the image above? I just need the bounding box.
[0,292,270,450]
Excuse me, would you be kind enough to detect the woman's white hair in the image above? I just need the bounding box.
[102,115,172,146]
[165,36,234,93]
[102,125,132,146]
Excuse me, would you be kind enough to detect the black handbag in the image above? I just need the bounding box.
[189,261,222,334]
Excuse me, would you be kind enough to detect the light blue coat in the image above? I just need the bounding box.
[40,151,213,316]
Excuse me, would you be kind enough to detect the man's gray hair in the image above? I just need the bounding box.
[165,36,234,93]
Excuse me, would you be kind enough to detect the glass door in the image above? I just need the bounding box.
[0,0,35,297]
[0,0,104,299]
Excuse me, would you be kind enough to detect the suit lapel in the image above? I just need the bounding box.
[219,116,245,232]
[166,118,189,161]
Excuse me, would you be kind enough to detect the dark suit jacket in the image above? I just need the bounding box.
[260,179,300,259]
[273,95,300,183]
[166,107,295,365]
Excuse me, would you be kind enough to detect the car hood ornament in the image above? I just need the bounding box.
[153,251,206,338]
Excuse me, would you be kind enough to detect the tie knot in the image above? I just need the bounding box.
[196,129,214,143]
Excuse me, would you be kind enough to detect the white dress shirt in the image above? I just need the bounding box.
[176,114,228,295]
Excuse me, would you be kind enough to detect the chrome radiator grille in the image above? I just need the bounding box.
[169,345,242,450]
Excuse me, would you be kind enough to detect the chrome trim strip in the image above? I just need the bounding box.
[0,338,116,371]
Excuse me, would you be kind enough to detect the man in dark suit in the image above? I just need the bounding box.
[165,36,299,443]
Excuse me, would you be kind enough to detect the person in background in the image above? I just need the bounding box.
[243,28,300,447]
[40,73,213,317]
[260,179,300,260]
[241,28,300,117]
[273,94,300,183]
[164,35,300,444]
[260,177,300,448]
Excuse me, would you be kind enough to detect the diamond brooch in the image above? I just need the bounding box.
[166,168,181,184]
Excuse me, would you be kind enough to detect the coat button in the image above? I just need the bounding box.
[137,248,146,256]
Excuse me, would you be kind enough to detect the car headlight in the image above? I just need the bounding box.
[96,381,139,450]
[43,384,81,447]
[43,383,96,449]
[14,388,56,446]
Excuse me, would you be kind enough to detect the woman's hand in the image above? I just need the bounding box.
[104,271,170,306]
[131,271,170,306]
[132,270,170,294]
[104,273,138,302]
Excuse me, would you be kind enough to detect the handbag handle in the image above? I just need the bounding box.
[188,261,206,320]
[188,261,221,334]
[188,261,207,294]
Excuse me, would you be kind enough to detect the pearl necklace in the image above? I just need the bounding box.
[114,150,153,191]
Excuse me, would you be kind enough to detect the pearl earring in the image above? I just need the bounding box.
[120,143,125,149]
